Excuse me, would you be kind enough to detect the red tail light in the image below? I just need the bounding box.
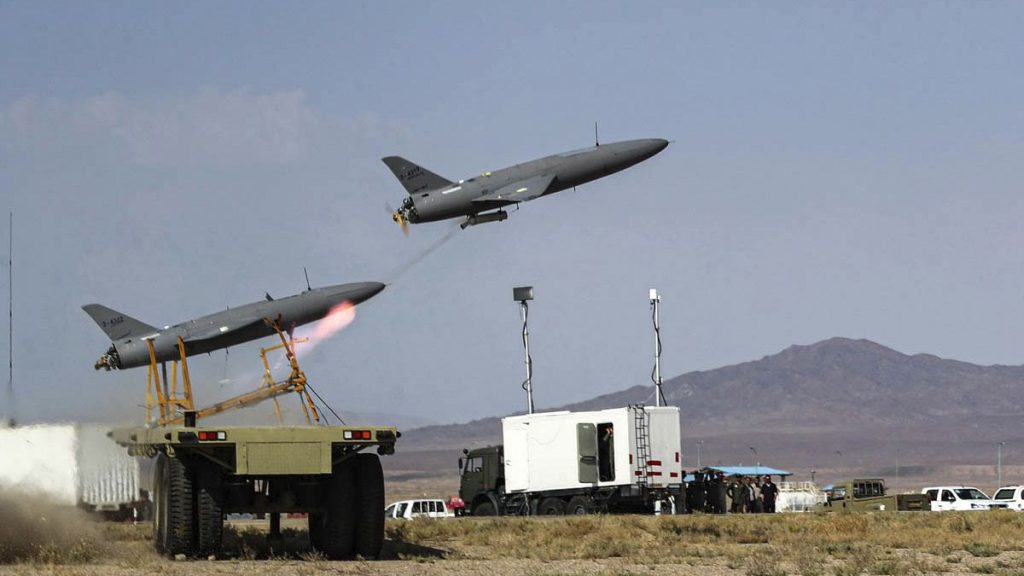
[343,430,373,440]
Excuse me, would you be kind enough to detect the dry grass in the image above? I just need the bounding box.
[388,511,1024,560]
[5,506,1024,574]
[384,510,1024,575]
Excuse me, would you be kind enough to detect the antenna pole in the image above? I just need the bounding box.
[6,212,12,425]
[650,288,664,407]
[303,267,311,291]
[594,122,599,147]
[521,301,533,414]
[513,286,535,414]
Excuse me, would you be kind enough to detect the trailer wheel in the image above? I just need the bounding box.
[308,512,326,551]
[195,463,224,558]
[472,501,496,516]
[538,497,566,515]
[353,454,385,559]
[153,455,167,554]
[323,460,357,559]
[566,496,591,515]
[163,453,195,557]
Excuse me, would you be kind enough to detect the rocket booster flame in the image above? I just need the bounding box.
[311,301,357,341]
[290,300,357,359]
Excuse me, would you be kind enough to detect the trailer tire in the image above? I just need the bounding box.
[153,455,167,554]
[163,454,195,557]
[566,496,591,515]
[353,454,385,559]
[195,463,224,558]
[538,497,566,515]
[472,501,497,516]
[323,461,357,559]
[308,512,326,551]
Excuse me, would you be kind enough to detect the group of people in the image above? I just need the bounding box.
[683,470,779,514]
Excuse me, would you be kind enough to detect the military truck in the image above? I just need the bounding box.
[459,405,683,516]
[822,478,930,512]
[111,420,398,559]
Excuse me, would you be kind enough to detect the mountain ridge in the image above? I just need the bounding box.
[395,337,1024,485]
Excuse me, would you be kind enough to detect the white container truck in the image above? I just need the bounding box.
[459,405,683,515]
[0,423,142,519]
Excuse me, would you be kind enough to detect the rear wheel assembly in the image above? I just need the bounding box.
[566,495,591,515]
[195,462,224,557]
[353,453,385,559]
[538,497,566,515]
[322,461,357,559]
[158,452,195,557]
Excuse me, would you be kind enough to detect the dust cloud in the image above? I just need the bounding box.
[0,490,99,563]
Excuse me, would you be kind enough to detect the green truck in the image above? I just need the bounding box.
[822,478,930,512]
[111,421,399,559]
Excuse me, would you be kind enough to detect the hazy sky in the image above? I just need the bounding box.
[2,2,1023,426]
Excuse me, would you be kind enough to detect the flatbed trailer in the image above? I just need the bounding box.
[111,423,399,559]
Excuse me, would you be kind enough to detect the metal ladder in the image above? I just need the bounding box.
[632,404,651,488]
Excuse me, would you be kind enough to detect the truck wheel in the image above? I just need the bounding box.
[538,497,566,515]
[308,512,326,551]
[472,501,496,516]
[153,455,167,554]
[195,463,224,558]
[164,454,195,557]
[566,496,591,515]
[353,454,385,559]
[323,461,357,559]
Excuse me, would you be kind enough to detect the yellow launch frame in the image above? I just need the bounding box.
[145,322,321,426]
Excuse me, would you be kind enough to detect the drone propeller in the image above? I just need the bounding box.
[386,202,410,236]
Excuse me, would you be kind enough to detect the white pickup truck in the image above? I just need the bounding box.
[921,486,1007,511]
[992,486,1024,511]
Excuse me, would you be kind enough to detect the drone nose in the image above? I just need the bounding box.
[648,138,669,155]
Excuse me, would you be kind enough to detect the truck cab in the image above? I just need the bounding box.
[459,446,504,515]
[922,486,1006,511]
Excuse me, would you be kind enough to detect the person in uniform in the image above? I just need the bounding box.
[713,471,728,514]
[761,475,779,514]
[727,476,741,513]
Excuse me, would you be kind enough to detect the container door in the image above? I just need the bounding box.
[577,423,598,484]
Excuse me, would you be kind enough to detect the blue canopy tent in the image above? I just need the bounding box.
[684,466,792,483]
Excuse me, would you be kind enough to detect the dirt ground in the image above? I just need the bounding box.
[7,541,1024,576]
[5,514,1024,576]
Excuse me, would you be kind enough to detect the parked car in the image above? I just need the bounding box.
[921,486,1007,511]
[384,499,452,519]
[821,479,929,511]
[992,486,1024,511]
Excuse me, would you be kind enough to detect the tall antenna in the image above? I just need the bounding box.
[594,122,600,147]
[649,288,665,407]
[513,286,535,414]
[6,212,13,425]
[303,267,311,291]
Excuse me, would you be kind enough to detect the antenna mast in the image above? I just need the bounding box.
[6,212,12,425]
[513,286,535,414]
[649,288,665,407]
